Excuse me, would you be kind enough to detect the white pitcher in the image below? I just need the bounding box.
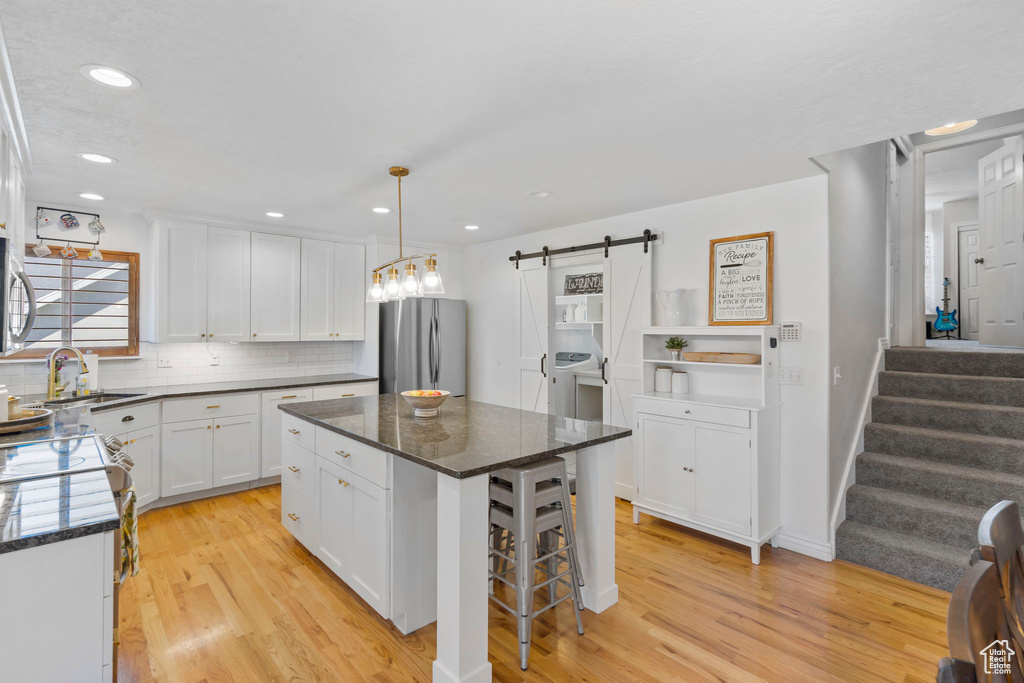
[657,288,686,326]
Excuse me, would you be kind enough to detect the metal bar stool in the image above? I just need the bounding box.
[487,456,585,670]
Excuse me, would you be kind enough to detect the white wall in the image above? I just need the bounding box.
[814,142,889,523]
[464,175,833,556]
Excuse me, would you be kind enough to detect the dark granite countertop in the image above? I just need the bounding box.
[25,372,378,413]
[279,394,632,479]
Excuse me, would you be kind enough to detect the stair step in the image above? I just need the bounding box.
[878,370,1024,408]
[856,451,1024,509]
[845,484,988,548]
[835,520,971,592]
[885,347,1024,378]
[871,395,1024,440]
[863,423,1024,475]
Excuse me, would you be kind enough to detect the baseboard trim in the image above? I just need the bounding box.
[776,532,833,562]
[614,483,635,501]
[581,583,619,613]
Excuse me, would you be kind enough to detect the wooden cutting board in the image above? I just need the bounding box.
[682,352,761,365]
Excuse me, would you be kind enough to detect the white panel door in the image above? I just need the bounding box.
[301,239,334,341]
[251,233,302,341]
[207,227,251,342]
[347,472,390,616]
[636,413,694,519]
[691,423,751,536]
[978,137,1024,347]
[121,425,160,507]
[212,414,260,487]
[333,242,365,340]
[161,418,213,497]
[603,244,652,499]
[316,457,352,580]
[261,389,313,477]
[159,222,208,342]
[516,260,549,412]
[958,226,982,340]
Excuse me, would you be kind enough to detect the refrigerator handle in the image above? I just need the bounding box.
[428,312,436,388]
[433,309,442,385]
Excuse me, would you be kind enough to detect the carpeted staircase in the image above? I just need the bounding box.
[835,347,1024,592]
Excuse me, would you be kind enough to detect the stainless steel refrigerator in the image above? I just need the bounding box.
[379,298,466,396]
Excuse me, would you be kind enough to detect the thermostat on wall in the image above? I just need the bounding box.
[781,322,801,342]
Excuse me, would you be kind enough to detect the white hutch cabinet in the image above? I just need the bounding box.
[632,326,780,563]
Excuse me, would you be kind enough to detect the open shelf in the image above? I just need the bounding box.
[642,358,761,369]
[642,326,772,337]
[555,294,603,305]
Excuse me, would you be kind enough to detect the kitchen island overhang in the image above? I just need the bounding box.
[279,394,630,683]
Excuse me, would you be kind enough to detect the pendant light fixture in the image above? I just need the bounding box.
[366,166,443,303]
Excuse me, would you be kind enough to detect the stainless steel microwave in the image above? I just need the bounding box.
[1,237,36,355]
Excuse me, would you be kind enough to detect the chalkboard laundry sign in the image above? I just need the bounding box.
[564,272,603,295]
[708,231,774,325]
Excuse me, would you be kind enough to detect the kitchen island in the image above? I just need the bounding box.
[279,394,631,683]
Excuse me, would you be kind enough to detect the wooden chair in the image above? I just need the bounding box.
[937,559,1024,682]
[978,500,1024,656]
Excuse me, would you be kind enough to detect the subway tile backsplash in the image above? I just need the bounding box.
[0,341,356,397]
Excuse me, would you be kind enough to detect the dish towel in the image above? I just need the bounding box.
[121,486,140,578]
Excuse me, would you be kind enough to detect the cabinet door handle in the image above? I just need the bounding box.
[201,333,206,338]
[121,415,134,422]
[216,425,221,429]
[336,450,351,458]
[601,358,608,385]
[540,353,547,378]
[684,409,691,414]
[339,479,349,487]
[209,334,213,338]
[288,466,300,473]
[281,395,298,399]
[207,405,221,409]
[206,425,212,430]
[287,513,300,521]
[288,429,301,435]
[253,333,257,338]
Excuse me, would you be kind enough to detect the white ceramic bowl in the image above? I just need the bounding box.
[400,390,451,417]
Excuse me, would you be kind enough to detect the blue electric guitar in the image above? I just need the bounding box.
[934,277,958,336]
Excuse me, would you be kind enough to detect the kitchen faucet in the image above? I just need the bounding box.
[47,346,88,400]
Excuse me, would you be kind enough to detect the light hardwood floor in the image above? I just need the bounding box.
[118,485,950,682]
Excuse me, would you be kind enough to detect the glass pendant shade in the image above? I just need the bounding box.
[420,258,445,295]
[384,266,405,300]
[366,271,385,302]
[401,263,423,297]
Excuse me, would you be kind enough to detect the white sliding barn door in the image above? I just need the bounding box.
[603,244,652,500]
[517,260,550,412]
[979,136,1024,347]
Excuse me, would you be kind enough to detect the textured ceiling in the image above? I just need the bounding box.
[925,139,1005,211]
[2,0,1024,245]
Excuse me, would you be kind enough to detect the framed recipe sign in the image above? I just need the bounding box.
[708,231,774,325]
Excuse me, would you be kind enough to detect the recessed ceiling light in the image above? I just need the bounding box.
[372,207,390,214]
[78,193,104,201]
[530,190,552,198]
[465,225,480,230]
[80,64,140,89]
[79,152,116,164]
[266,211,284,218]
[924,120,978,136]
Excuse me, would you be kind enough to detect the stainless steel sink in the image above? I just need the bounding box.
[42,393,145,407]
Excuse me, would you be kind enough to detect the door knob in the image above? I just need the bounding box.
[975,257,985,264]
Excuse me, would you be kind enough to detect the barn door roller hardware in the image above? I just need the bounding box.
[509,229,657,268]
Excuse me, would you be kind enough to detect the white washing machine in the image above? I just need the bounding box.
[553,352,598,417]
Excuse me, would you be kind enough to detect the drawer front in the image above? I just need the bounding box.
[281,413,316,450]
[311,382,378,401]
[316,428,389,489]
[634,397,749,428]
[162,393,259,423]
[282,483,315,550]
[92,401,160,436]
[281,439,316,501]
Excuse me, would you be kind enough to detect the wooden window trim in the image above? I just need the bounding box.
[4,246,140,359]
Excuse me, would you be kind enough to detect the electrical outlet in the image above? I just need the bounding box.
[208,352,219,366]
[780,367,803,385]
[157,355,172,368]
[284,348,296,363]
[833,366,843,386]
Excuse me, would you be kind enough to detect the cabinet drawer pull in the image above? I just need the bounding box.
[121,415,134,422]
[281,395,298,399]
[339,479,349,487]
[342,393,355,397]
[288,429,301,435]
[288,466,300,473]
[206,405,221,409]
[684,410,691,414]
[335,450,351,458]
[287,513,300,521]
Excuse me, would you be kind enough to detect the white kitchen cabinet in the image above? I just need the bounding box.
[161,418,214,497]
[300,239,365,341]
[251,232,301,341]
[207,226,251,342]
[261,389,314,477]
[118,425,160,508]
[212,414,260,487]
[155,221,209,343]
[312,381,378,401]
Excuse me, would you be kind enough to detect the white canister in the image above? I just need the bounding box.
[0,385,9,422]
[672,371,689,395]
[654,366,673,393]
[575,301,587,322]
